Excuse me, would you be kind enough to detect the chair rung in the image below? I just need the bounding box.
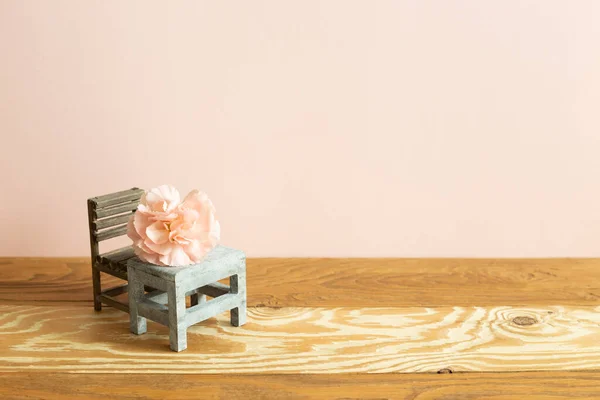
[145,290,168,304]
[197,282,230,298]
[95,264,128,281]
[185,293,240,327]
[138,299,169,325]
[98,294,129,312]
[102,284,128,298]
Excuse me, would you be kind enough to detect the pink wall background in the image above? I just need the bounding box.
[2,1,600,257]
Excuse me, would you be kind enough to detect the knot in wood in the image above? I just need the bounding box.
[437,368,453,374]
[512,316,537,326]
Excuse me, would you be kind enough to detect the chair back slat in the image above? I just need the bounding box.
[94,213,132,230]
[94,200,139,219]
[92,188,145,208]
[96,224,128,242]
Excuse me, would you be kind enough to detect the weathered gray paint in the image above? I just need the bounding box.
[128,268,147,335]
[131,268,169,292]
[185,293,240,327]
[145,290,168,304]
[138,299,169,326]
[167,281,187,351]
[127,246,247,352]
[230,271,247,327]
[127,246,245,281]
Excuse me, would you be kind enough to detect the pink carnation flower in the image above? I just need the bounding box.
[127,185,221,266]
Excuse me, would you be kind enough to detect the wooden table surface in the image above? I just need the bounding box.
[1,257,600,399]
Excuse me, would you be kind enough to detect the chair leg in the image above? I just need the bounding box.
[167,282,187,352]
[230,272,247,327]
[92,267,102,311]
[128,268,147,335]
[190,293,206,307]
[231,303,247,327]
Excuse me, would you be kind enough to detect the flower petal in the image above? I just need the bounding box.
[145,221,169,244]
[133,210,152,239]
[126,214,141,242]
[161,246,191,267]
[145,240,174,255]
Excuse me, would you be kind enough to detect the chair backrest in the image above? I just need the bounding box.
[87,187,144,264]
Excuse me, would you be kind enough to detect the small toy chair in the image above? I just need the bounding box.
[127,246,247,352]
[87,187,145,312]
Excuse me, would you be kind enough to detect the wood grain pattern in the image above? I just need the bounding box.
[1,304,599,374]
[2,371,600,399]
[1,256,598,398]
[0,258,123,304]
[1,257,600,307]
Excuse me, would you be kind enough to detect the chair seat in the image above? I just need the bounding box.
[97,246,136,280]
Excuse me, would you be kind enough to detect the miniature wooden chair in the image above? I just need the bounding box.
[87,187,145,312]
